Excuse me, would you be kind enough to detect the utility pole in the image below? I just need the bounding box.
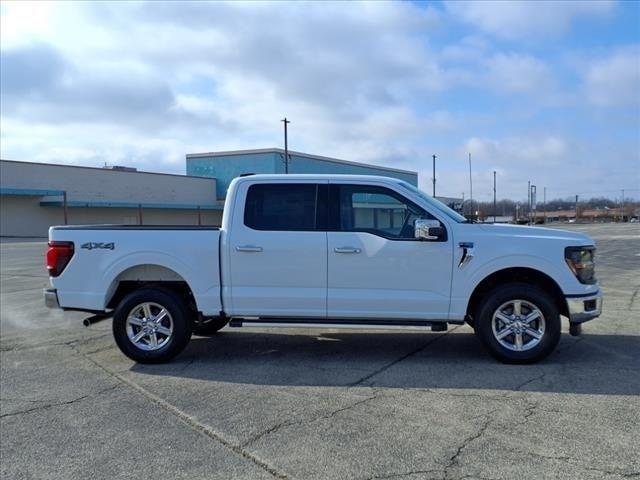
[63,191,68,225]
[543,187,547,224]
[493,170,497,223]
[621,189,625,222]
[531,185,536,224]
[468,153,473,221]
[432,154,436,197]
[575,195,579,221]
[281,117,290,173]
[527,181,531,225]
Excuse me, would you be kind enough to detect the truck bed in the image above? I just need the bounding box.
[49,225,222,315]
[51,225,220,230]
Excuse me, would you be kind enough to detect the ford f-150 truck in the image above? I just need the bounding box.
[44,174,602,364]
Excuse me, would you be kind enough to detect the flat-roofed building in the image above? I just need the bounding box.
[186,148,418,200]
[0,160,223,237]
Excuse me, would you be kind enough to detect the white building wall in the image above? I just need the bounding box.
[0,201,223,237]
[1,160,217,204]
[0,196,64,237]
[0,160,222,237]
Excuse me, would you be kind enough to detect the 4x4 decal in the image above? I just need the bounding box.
[80,242,115,250]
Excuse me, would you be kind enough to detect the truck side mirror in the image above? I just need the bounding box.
[414,219,444,241]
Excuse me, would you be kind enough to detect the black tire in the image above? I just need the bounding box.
[474,283,561,364]
[193,317,228,336]
[465,318,476,331]
[113,287,193,364]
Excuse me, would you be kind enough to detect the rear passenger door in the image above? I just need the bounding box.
[227,181,328,318]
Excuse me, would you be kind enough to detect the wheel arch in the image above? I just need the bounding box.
[105,264,197,312]
[465,267,568,325]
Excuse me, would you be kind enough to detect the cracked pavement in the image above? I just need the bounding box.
[1,224,639,480]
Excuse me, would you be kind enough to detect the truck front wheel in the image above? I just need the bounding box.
[475,283,561,364]
[113,288,193,364]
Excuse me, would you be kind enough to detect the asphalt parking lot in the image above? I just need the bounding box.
[1,223,639,480]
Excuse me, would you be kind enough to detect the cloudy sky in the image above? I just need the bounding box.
[1,1,639,201]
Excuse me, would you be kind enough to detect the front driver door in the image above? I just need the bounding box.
[327,183,453,320]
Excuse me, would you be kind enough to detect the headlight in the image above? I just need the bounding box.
[565,246,596,284]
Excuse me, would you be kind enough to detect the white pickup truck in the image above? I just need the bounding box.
[44,174,602,364]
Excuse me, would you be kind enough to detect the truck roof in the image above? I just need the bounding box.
[234,173,407,183]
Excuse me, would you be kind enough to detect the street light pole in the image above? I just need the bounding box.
[432,154,436,197]
[281,117,290,173]
[527,180,531,225]
[468,153,473,220]
[531,184,536,224]
[63,191,68,225]
[493,170,497,223]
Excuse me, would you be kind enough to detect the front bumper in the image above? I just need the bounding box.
[44,288,60,309]
[566,291,603,323]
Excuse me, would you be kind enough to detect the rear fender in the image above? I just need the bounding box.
[102,253,206,312]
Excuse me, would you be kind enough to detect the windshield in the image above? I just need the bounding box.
[397,181,467,223]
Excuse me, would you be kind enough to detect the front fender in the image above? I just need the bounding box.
[463,254,571,295]
[449,253,593,321]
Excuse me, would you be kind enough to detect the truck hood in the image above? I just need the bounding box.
[477,223,593,245]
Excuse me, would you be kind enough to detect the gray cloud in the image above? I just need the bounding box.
[445,0,615,40]
[0,43,67,96]
[1,42,176,127]
[584,45,640,107]
[0,41,247,138]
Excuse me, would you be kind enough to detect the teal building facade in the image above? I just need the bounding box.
[186,148,418,199]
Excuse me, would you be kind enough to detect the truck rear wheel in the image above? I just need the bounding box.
[475,283,560,364]
[113,287,192,364]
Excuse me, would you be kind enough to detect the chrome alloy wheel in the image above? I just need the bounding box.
[491,299,546,352]
[125,302,174,351]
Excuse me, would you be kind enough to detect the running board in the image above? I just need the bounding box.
[228,318,449,331]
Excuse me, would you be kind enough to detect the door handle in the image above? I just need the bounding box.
[236,245,263,253]
[334,247,361,254]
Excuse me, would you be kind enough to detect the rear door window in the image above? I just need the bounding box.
[244,184,326,231]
